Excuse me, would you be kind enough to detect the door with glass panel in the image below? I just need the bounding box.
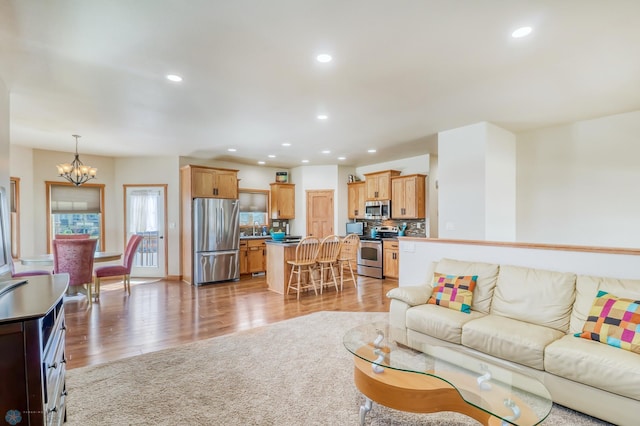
[125,185,167,277]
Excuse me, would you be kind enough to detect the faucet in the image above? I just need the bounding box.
[253,221,259,236]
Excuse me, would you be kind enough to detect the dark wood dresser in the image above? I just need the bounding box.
[0,274,69,426]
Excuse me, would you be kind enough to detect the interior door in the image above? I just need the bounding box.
[125,185,167,277]
[306,190,334,238]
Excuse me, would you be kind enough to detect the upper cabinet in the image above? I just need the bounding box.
[184,165,239,199]
[347,181,366,219]
[364,170,400,201]
[270,183,295,219]
[391,174,427,219]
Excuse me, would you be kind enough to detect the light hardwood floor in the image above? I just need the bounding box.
[64,274,398,369]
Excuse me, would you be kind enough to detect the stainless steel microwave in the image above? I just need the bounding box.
[364,200,391,220]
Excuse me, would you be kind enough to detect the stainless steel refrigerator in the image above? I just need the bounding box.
[192,198,240,285]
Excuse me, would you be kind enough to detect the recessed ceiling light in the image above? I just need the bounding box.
[227,148,237,152]
[282,142,291,147]
[301,159,309,163]
[338,156,346,160]
[258,161,265,165]
[268,154,276,158]
[316,54,332,63]
[367,149,377,153]
[511,26,532,38]
[321,150,331,154]
[317,114,329,120]
[166,74,183,82]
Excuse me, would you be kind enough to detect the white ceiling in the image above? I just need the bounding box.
[1,1,639,168]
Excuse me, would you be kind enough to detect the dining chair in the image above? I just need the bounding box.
[55,234,91,239]
[315,235,341,294]
[10,257,51,278]
[336,233,360,290]
[93,234,144,300]
[286,236,320,300]
[52,238,97,301]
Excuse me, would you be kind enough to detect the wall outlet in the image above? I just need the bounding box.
[416,222,421,229]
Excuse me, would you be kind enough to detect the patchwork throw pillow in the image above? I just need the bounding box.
[576,290,640,354]
[427,273,477,314]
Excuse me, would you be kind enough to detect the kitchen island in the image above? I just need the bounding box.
[265,239,301,294]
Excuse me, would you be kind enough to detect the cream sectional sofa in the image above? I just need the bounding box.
[387,258,640,426]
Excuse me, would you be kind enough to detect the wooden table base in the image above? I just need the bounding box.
[353,356,538,426]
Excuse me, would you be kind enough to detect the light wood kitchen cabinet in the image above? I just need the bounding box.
[247,238,267,273]
[239,240,248,274]
[188,165,239,199]
[240,238,267,274]
[364,170,400,200]
[347,181,366,219]
[383,240,399,279]
[391,174,426,219]
[270,183,295,219]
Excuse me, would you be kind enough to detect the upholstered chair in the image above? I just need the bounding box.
[10,258,51,278]
[52,238,98,300]
[55,234,91,239]
[94,234,144,300]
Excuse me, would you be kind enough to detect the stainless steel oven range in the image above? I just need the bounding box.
[356,226,398,279]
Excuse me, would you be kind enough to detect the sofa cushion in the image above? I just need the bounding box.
[576,290,640,354]
[461,315,564,370]
[545,334,640,400]
[570,274,640,334]
[406,304,485,345]
[427,273,477,313]
[433,258,499,314]
[490,264,576,333]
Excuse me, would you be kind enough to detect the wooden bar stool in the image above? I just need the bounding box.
[286,237,320,299]
[337,233,360,290]
[316,235,341,294]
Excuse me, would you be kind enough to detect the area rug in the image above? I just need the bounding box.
[66,311,611,425]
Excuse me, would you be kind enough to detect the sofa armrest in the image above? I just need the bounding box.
[386,286,432,306]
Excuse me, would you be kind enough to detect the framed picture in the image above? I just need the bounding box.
[275,172,288,183]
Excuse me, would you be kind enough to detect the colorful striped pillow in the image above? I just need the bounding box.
[576,290,640,354]
[427,273,477,314]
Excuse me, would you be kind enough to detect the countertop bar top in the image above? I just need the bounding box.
[240,235,302,241]
[264,239,302,246]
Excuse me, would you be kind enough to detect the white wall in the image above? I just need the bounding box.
[485,124,516,241]
[438,122,516,241]
[289,165,340,236]
[0,78,9,277]
[517,110,640,248]
[0,77,8,195]
[438,123,488,239]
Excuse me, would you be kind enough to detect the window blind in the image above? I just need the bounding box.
[50,185,101,214]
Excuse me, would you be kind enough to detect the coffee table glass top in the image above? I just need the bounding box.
[343,322,553,426]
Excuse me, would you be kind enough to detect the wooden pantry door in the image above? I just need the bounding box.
[306,190,334,239]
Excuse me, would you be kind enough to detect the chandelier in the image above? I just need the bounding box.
[56,134,98,186]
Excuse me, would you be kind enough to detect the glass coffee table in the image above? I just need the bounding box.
[343,322,552,425]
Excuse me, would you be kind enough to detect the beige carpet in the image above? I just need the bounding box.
[66,311,611,425]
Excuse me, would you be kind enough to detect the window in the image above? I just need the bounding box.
[239,190,268,228]
[46,182,105,252]
[10,177,19,258]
